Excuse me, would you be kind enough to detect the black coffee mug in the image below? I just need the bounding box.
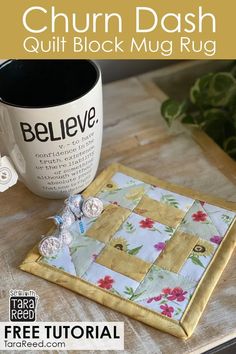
[0,60,103,198]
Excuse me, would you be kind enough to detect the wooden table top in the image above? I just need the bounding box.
[1,64,236,354]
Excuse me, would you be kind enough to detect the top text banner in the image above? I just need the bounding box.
[0,0,235,59]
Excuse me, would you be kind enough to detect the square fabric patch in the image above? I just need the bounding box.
[20,163,236,339]
[109,212,174,262]
[82,262,140,299]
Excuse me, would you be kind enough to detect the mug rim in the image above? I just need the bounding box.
[0,59,101,110]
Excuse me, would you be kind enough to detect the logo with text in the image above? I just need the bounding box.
[9,290,39,322]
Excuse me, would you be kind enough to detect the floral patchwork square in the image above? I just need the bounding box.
[97,172,150,210]
[178,201,223,245]
[109,212,175,262]
[132,265,197,320]
[146,186,194,212]
[179,239,216,282]
[200,201,235,237]
[82,262,140,299]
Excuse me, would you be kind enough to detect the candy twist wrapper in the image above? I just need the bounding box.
[38,195,103,257]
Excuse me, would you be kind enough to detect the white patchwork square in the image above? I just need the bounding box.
[109,212,174,262]
[82,262,140,299]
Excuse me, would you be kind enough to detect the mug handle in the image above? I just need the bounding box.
[0,105,16,147]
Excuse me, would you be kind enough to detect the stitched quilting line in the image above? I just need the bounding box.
[95,172,196,254]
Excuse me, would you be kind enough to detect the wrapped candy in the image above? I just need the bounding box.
[38,194,103,257]
[48,207,76,229]
[59,228,73,246]
[65,194,83,217]
[38,236,61,257]
[82,197,104,218]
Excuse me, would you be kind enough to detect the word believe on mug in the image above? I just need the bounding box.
[20,106,97,142]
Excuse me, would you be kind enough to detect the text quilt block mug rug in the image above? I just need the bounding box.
[20,164,236,339]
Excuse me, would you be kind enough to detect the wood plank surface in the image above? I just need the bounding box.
[1,64,236,354]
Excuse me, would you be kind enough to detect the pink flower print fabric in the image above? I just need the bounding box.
[82,262,140,299]
[109,212,174,262]
[132,266,197,320]
[178,201,221,245]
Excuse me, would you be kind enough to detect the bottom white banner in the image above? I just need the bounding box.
[0,322,124,351]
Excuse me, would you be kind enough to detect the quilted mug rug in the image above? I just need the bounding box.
[20,164,236,339]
